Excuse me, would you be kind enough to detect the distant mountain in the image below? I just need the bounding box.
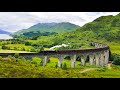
[13,22,80,36]
[0,29,10,34]
[32,13,120,53]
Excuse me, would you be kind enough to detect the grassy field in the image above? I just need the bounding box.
[0,50,33,53]
[0,56,119,78]
[5,44,33,51]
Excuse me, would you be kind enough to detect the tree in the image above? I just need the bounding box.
[14,53,19,58]
[62,62,67,70]
[25,41,31,45]
[112,54,120,65]
[40,46,44,51]
[30,48,36,52]
[47,59,50,63]
[40,60,43,66]
[55,63,58,68]
[2,45,7,49]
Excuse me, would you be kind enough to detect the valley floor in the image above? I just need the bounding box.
[0,50,33,53]
[0,56,120,78]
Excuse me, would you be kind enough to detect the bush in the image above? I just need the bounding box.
[31,61,37,64]
[113,59,120,65]
[62,62,67,70]
[18,56,26,60]
[0,56,2,60]
[55,63,58,68]
[112,54,120,65]
[8,55,16,61]
[47,59,50,63]
[2,45,7,49]
[2,58,11,61]
[14,53,19,58]
[8,55,12,59]
[16,59,19,62]
[30,48,36,52]
[40,60,43,66]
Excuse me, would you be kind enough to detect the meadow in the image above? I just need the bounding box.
[0,50,33,53]
[0,55,120,78]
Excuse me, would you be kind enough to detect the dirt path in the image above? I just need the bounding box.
[80,68,96,73]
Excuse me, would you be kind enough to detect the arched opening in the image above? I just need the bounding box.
[64,56,71,60]
[76,56,81,61]
[86,55,89,62]
[31,56,42,67]
[47,56,58,68]
[76,56,81,67]
[62,55,71,68]
[93,56,96,65]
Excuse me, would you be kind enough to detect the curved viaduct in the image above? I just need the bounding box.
[0,42,110,68]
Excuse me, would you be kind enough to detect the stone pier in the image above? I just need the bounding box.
[95,53,100,66]
[89,54,94,65]
[105,50,109,65]
[81,55,87,66]
[70,54,77,68]
[42,56,49,66]
[58,55,64,68]
[99,52,105,66]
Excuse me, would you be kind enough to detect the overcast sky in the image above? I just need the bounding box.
[0,12,119,32]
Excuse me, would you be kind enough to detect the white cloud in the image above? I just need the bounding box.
[0,12,119,32]
[0,34,13,39]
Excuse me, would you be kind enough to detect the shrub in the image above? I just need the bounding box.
[0,56,2,60]
[40,60,43,66]
[47,59,50,63]
[111,54,120,65]
[55,63,58,68]
[8,55,16,61]
[14,53,19,58]
[113,59,120,65]
[31,61,37,64]
[62,62,67,70]
[30,48,36,52]
[18,56,23,59]
[8,55,12,58]
[2,45,7,49]
[16,59,19,62]
[2,58,11,61]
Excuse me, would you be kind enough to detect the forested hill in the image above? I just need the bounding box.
[76,14,120,41]
[13,22,80,36]
[46,13,120,44]
[31,13,120,54]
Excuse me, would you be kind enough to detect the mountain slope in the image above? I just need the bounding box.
[30,13,120,54]
[0,29,10,34]
[13,22,80,36]
[77,14,120,41]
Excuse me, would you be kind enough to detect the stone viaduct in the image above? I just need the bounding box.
[0,42,110,68]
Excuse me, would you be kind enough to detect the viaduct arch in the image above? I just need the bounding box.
[0,42,110,68]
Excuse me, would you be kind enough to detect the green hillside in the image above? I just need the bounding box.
[13,22,80,37]
[27,14,120,54]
